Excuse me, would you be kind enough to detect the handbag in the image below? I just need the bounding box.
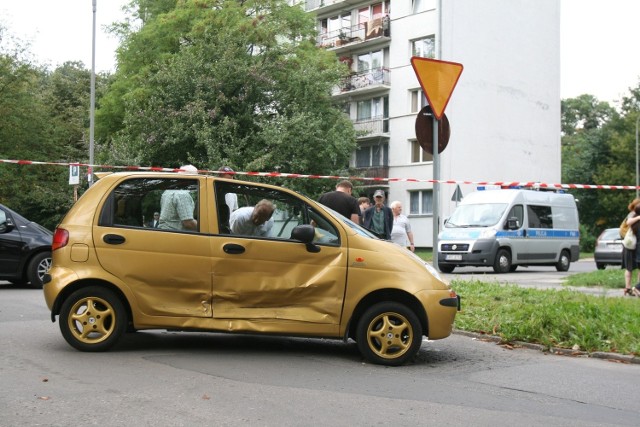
[619,217,630,239]
[622,228,637,250]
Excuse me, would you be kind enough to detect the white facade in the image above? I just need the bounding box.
[306,0,560,247]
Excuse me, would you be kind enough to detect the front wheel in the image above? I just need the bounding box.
[555,250,571,272]
[59,287,127,352]
[493,248,512,273]
[356,302,422,366]
[438,263,455,273]
[596,263,605,270]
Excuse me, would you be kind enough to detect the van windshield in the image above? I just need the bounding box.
[445,203,508,228]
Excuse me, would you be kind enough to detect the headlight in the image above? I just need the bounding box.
[424,262,444,282]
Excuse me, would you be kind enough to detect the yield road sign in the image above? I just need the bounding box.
[410,57,463,120]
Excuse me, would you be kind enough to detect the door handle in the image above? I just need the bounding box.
[103,234,126,245]
[223,243,245,254]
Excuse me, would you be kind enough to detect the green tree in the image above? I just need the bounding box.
[98,0,355,195]
[561,87,640,249]
[0,24,109,229]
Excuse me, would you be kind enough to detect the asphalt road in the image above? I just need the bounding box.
[1,281,639,426]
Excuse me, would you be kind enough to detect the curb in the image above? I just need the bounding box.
[453,329,640,364]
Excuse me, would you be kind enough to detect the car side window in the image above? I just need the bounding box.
[214,181,340,245]
[100,178,200,233]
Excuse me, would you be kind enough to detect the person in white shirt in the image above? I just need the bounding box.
[229,199,275,237]
[389,200,415,252]
[219,166,239,211]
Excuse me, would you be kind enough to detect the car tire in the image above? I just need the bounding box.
[438,263,455,273]
[59,287,127,352]
[493,248,511,273]
[355,302,422,366]
[555,250,571,272]
[596,263,605,270]
[26,251,51,289]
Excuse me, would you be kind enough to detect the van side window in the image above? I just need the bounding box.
[100,178,199,232]
[527,205,553,229]
[505,205,524,229]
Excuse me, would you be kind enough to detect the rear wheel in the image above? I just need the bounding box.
[356,302,422,366]
[59,287,127,352]
[493,248,511,273]
[555,250,571,272]
[26,251,51,289]
[596,263,605,270]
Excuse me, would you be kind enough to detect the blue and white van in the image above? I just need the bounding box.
[437,189,580,273]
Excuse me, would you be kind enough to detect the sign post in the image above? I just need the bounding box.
[69,164,80,202]
[410,57,463,270]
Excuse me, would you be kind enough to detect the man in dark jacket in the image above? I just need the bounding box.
[363,189,393,240]
[318,180,360,223]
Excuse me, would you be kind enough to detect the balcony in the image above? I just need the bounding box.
[353,165,389,180]
[316,17,390,54]
[332,68,390,99]
[306,0,359,14]
[353,117,389,140]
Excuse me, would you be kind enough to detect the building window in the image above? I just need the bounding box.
[409,190,433,215]
[355,96,389,135]
[357,50,384,73]
[356,144,389,168]
[410,140,433,163]
[411,36,435,59]
[410,89,428,113]
[413,0,436,13]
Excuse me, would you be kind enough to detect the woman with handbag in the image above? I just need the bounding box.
[622,200,640,296]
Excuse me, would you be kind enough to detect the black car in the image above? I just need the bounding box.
[0,204,52,288]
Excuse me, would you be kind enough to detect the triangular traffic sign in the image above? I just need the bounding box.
[410,57,463,120]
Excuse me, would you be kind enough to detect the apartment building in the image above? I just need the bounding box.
[304,0,560,247]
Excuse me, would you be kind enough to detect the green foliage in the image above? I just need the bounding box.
[561,90,640,242]
[98,0,355,196]
[0,25,110,229]
[578,223,596,253]
[452,280,639,355]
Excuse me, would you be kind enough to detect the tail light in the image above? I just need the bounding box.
[52,228,69,251]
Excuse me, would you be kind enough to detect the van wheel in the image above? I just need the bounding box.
[438,263,455,273]
[596,263,605,270]
[493,249,511,273]
[59,287,127,352]
[555,250,571,272]
[356,302,422,366]
[509,265,518,272]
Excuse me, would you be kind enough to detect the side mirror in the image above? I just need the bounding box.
[291,224,321,253]
[0,217,15,233]
[506,217,520,230]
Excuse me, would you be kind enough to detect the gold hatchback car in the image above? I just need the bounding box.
[43,171,460,366]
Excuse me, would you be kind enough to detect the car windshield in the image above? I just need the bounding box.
[445,203,508,228]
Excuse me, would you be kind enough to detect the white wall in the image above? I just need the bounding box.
[386,0,560,247]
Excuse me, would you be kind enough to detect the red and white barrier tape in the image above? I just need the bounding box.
[2,158,638,190]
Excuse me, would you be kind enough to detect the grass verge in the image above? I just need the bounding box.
[564,268,626,289]
[451,280,640,356]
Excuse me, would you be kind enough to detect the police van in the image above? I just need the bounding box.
[437,188,580,273]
